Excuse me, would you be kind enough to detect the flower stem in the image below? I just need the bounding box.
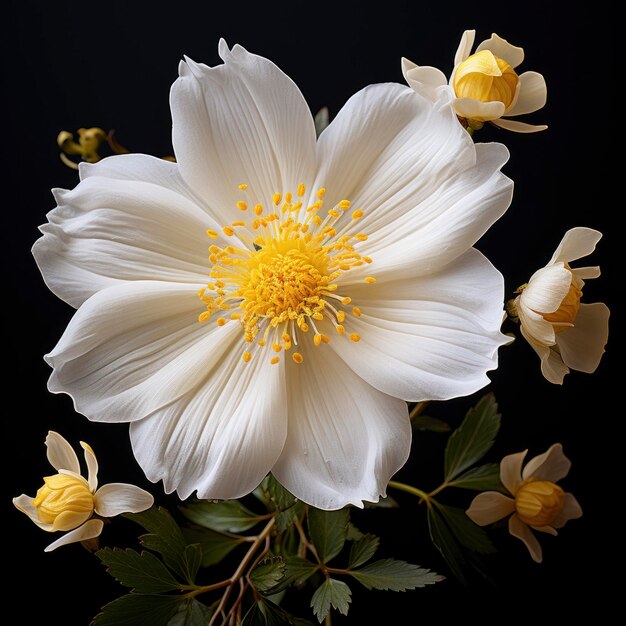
[387,481,431,505]
[408,401,430,421]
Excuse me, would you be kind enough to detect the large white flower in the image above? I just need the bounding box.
[33,41,512,510]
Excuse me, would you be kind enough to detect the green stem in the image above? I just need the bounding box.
[408,401,429,421]
[428,483,448,498]
[387,481,431,504]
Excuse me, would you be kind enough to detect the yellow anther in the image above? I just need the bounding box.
[350,333,361,342]
[237,201,248,211]
[270,356,280,365]
[363,256,373,264]
[272,343,282,353]
[355,234,368,241]
[313,216,323,225]
[292,352,304,363]
[258,339,267,347]
[252,204,263,216]
[198,311,211,323]
[206,229,219,239]
[231,221,246,227]
[285,192,293,203]
[337,311,345,323]
[282,333,291,343]
[316,187,326,198]
[364,277,376,284]
[273,193,282,206]
[243,351,252,362]
[217,317,227,327]
[320,334,330,344]
[223,226,235,236]
[352,210,364,220]
[238,183,248,190]
[338,200,351,210]
[314,333,322,346]
[297,183,306,197]
[352,306,362,317]
[336,325,345,335]
[341,297,352,305]
[328,209,340,218]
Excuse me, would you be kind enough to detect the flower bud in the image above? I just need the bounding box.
[32,474,94,531]
[542,270,582,330]
[515,480,564,527]
[453,50,519,116]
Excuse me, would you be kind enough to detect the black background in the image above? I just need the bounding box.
[3,1,616,623]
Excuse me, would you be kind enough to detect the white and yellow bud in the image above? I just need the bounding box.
[515,480,564,527]
[13,431,153,551]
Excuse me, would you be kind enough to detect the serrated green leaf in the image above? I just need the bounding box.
[182,544,202,582]
[444,394,500,482]
[447,463,503,491]
[97,548,181,593]
[250,556,287,593]
[427,506,466,584]
[243,599,293,626]
[269,556,319,593]
[346,523,364,541]
[314,107,329,137]
[411,414,451,432]
[349,559,442,591]
[168,599,215,625]
[347,534,379,568]
[435,504,495,555]
[126,507,194,582]
[266,475,297,511]
[183,527,245,567]
[180,499,266,533]
[307,508,349,563]
[310,578,351,622]
[91,594,181,626]
[276,501,306,533]
[364,496,399,509]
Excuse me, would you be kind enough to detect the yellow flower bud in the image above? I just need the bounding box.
[542,269,582,330]
[515,480,565,527]
[32,474,94,531]
[453,50,519,116]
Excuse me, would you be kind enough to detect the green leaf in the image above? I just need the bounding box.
[269,556,318,593]
[183,527,245,567]
[126,507,195,583]
[348,534,380,568]
[444,393,501,482]
[265,475,297,511]
[307,508,349,563]
[243,599,293,626]
[179,499,266,533]
[349,559,442,591]
[250,556,287,593]
[447,463,503,491]
[168,599,215,625]
[96,548,181,593]
[411,414,451,432]
[363,496,399,509]
[314,107,329,137]
[92,594,181,626]
[275,502,305,533]
[435,504,495,555]
[427,506,467,584]
[310,578,352,622]
[346,523,364,541]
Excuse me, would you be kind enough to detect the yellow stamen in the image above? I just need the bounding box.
[243,351,252,362]
[198,311,211,323]
[352,306,362,317]
[223,226,234,236]
[238,183,248,190]
[364,277,376,284]
[270,356,280,365]
[338,200,351,210]
[349,333,361,342]
[352,210,364,220]
[217,317,227,327]
[316,187,326,198]
[273,193,282,206]
[237,201,248,211]
[206,229,219,239]
[336,325,345,335]
[292,352,304,363]
[297,183,306,197]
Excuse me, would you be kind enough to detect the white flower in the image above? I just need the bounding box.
[402,30,547,133]
[511,227,609,384]
[33,41,512,510]
[467,444,582,563]
[13,432,153,551]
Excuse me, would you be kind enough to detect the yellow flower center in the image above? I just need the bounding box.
[515,480,565,527]
[453,50,519,115]
[199,185,373,365]
[32,473,94,531]
[542,268,582,332]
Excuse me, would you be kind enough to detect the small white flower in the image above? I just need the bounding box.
[34,41,512,510]
[402,30,547,132]
[13,431,153,551]
[512,227,609,384]
[467,444,582,563]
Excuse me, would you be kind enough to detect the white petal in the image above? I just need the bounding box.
[521,264,573,315]
[572,266,601,280]
[557,302,609,373]
[552,493,583,529]
[540,344,570,385]
[13,494,53,531]
[466,492,515,525]
[45,431,80,474]
[476,33,524,68]
[500,450,527,495]
[505,72,547,116]
[94,483,154,517]
[491,118,548,133]
[272,341,410,510]
[80,442,99,492]
[452,98,506,122]
[508,515,542,563]
[518,304,556,347]
[548,227,603,265]
[522,443,571,482]
[33,173,217,309]
[403,62,448,102]
[130,342,287,500]
[454,30,476,66]
[44,519,104,552]
[329,249,507,402]
[171,42,316,222]
[45,280,236,423]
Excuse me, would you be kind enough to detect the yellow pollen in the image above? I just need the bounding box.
[223,226,234,236]
[314,333,322,346]
[270,356,280,365]
[321,334,330,344]
[243,351,252,362]
[355,234,368,241]
[254,204,264,216]
[328,209,340,218]
[292,352,304,363]
[341,297,352,305]
[198,311,211,323]
[364,277,376,284]
[231,221,246,227]
[206,229,219,239]
[285,192,293,203]
[238,184,248,190]
[272,343,282,353]
[350,333,361,342]
[336,325,345,335]
[352,306,362,317]
[217,317,227,327]
[316,187,326,198]
[338,200,351,210]
[237,201,248,211]
[297,183,306,197]
[337,311,345,323]
[273,193,282,206]
[352,210,364,220]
